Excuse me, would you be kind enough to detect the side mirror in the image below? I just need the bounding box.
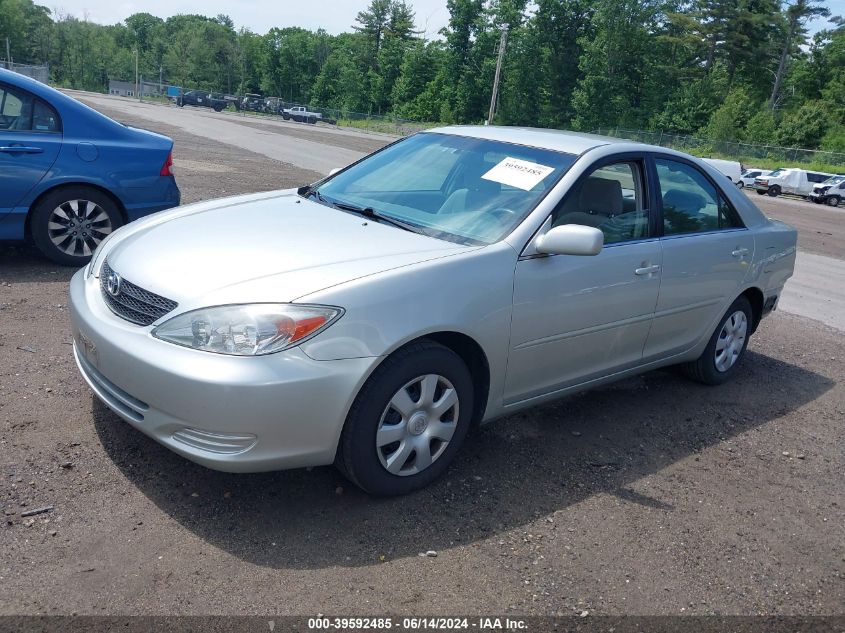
[329,167,342,176]
[535,224,604,256]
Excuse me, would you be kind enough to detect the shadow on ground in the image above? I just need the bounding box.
[92,349,833,570]
[0,243,78,283]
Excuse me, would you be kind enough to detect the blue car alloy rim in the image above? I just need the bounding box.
[48,199,113,257]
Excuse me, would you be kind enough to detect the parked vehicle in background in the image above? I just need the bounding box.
[263,97,285,115]
[282,105,322,124]
[241,94,263,112]
[753,167,835,197]
[809,174,845,206]
[69,126,796,495]
[0,68,179,265]
[738,168,771,188]
[176,90,227,112]
[702,158,742,185]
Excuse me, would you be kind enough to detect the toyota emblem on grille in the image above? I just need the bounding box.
[106,271,122,297]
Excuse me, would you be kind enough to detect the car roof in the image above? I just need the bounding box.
[427,125,637,155]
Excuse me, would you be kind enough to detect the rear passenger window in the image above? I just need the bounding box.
[0,83,60,132]
[655,158,743,236]
[552,160,650,245]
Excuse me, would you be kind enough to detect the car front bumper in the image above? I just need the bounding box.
[68,269,377,472]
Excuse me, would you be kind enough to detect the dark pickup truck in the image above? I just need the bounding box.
[176,90,228,112]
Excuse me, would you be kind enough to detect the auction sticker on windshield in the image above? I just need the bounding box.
[482,156,555,191]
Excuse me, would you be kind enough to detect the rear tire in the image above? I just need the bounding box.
[768,185,781,197]
[336,340,474,496]
[756,190,766,195]
[30,186,123,266]
[679,296,753,386]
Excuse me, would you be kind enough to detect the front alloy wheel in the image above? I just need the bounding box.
[337,340,474,496]
[376,374,459,476]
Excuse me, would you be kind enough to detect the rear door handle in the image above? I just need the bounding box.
[732,248,749,258]
[634,265,660,276]
[0,146,44,154]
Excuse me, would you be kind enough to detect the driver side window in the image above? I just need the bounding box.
[552,160,650,245]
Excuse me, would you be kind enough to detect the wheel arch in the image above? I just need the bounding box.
[25,182,127,241]
[356,331,491,428]
[740,286,765,334]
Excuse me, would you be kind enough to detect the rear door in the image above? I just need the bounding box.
[643,155,754,360]
[0,82,62,219]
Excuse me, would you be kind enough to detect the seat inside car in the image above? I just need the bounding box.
[438,159,501,214]
[554,176,623,228]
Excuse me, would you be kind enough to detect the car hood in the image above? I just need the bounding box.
[105,190,474,307]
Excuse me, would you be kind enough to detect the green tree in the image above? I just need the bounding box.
[769,0,830,109]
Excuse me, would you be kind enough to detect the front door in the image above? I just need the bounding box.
[505,157,661,404]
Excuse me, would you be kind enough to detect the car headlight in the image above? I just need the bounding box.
[152,304,343,356]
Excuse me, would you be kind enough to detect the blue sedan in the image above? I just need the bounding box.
[0,68,180,265]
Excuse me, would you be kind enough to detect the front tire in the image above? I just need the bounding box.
[30,186,123,266]
[336,340,474,496]
[680,296,753,385]
[827,195,841,207]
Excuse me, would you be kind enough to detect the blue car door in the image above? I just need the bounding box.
[0,81,62,220]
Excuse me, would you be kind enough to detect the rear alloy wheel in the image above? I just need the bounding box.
[337,340,474,496]
[30,186,123,266]
[680,296,753,385]
[768,185,781,197]
[827,196,841,207]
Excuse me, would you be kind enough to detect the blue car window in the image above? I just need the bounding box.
[0,83,60,133]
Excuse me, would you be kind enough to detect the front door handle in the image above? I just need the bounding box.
[731,247,750,258]
[634,264,660,276]
[0,146,44,154]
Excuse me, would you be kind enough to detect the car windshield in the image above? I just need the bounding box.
[767,169,785,177]
[822,175,844,185]
[309,132,577,245]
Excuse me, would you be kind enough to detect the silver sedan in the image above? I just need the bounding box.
[69,127,797,496]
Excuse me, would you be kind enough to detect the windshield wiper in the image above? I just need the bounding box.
[330,200,426,235]
[300,186,428,235]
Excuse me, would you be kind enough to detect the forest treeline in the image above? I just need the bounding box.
[1,0,844,151]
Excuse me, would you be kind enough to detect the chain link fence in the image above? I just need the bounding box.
[1,62,49,84]
[592,127,845,170]
[121,77,432,136]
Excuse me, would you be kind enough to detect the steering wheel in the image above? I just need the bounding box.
[488,207,518,221]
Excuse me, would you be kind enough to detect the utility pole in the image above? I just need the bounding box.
[5,37,11,67]
[134,48,139,100]
[487,26,508,126]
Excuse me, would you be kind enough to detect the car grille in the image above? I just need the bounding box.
[100,260,178,326]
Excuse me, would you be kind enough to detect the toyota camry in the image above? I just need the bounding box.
[69,127,797,496]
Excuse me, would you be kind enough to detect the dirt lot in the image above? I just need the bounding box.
[1,105,843,618]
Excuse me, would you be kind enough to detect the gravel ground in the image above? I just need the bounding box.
[1,106,843,617]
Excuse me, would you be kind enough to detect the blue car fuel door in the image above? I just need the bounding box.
[0,81,63,219]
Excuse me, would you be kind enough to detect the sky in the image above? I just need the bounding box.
[45,0,845,38]
[47,0,452,37]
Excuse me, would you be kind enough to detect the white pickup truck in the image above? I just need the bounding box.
[753,167,835,197]
[281,106,322,124]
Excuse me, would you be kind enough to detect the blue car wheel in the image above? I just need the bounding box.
[31,186,123,266]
